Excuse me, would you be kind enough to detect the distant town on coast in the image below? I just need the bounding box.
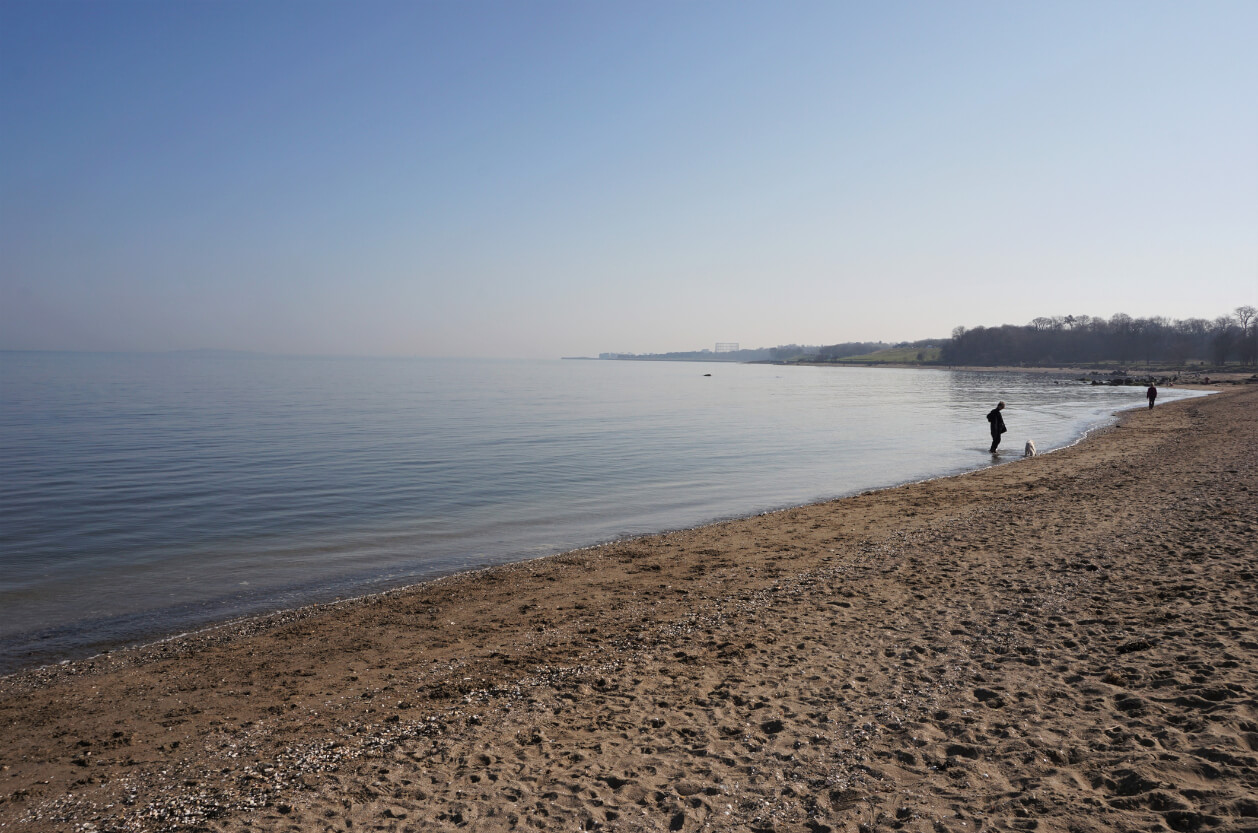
[571,306,1258,371]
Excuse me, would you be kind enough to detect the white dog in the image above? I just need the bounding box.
[1024,440,1037,458]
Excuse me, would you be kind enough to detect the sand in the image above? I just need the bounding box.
[2,386,1255,833]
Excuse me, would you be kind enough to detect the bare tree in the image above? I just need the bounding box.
[1212,315,1238,365]
[1182,318,1210,337]
[1237,305,1257,334]
[1110,313,1134,363]
[1238,306,1258,365]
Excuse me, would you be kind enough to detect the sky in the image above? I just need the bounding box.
[2,1,1256,358]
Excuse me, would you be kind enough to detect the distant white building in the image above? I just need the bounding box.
[715,342,739,353]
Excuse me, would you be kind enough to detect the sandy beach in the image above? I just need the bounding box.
[2,385,1255,833]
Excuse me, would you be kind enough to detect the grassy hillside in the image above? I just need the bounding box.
[832,346,942,364]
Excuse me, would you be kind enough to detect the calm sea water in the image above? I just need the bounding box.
[0,353,1201,673]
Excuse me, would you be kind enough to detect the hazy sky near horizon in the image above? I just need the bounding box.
[2,1,1256,358]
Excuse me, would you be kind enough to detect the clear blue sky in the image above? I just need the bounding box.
[2,1,1255,358]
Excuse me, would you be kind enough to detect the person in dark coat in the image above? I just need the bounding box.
[1147,384,1157,409]
[987,401,1007,453]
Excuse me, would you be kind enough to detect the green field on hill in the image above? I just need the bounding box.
[831,346,942,364]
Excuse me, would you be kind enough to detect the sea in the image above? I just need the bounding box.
[0,352,1203,674]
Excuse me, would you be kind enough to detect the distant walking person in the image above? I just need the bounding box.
[987,401,1007,453]
[1147,384,1157,409]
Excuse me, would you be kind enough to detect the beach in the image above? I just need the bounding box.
[1,385,1255,832]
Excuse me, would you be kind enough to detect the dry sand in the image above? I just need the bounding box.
[2,386,1255,833]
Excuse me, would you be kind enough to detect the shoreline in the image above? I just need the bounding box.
[1,383,1208,679]
[2,387,1255,832]
[787,361,1256,383]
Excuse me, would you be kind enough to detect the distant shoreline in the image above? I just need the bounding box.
[564,355,1257,386]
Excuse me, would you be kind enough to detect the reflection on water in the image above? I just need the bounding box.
[0,353,1202,671]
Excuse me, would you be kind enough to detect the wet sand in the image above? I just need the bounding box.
[2,387,1255,832]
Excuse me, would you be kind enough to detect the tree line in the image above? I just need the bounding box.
[940,307,1257,368]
